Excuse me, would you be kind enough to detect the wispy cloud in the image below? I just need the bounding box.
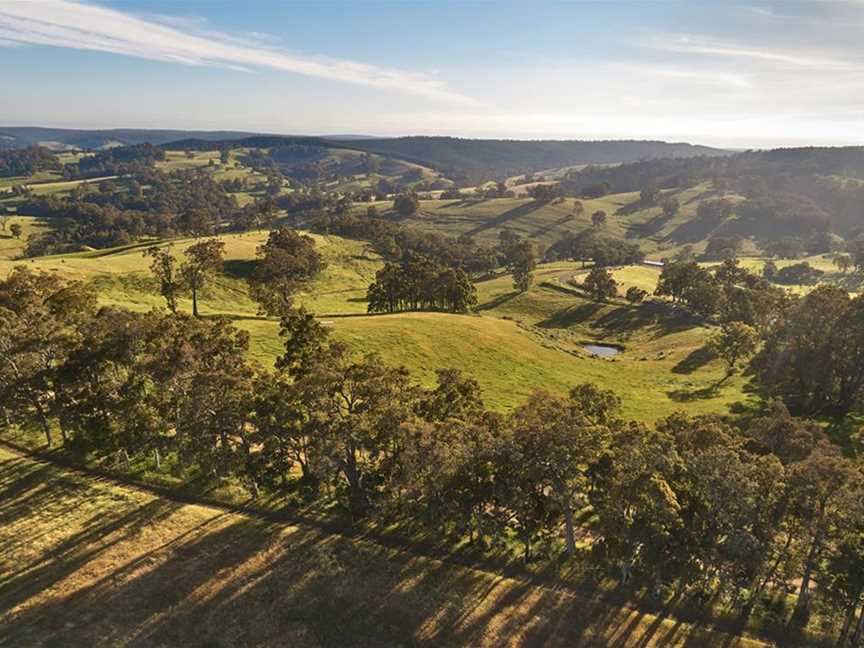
[611,62,752,89]
[650,35,858,69]
[0,0,477,105]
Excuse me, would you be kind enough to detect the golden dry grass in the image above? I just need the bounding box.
[0,445,773,648]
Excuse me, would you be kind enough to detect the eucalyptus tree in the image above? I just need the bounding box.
[180,238,225,317]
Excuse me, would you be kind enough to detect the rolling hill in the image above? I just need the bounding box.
[336,136,729,179]
[0,228,752,419]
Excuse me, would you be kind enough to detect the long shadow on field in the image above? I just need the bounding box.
[664,212,730,245]
[537,301,605,329]
[593,304,699,339]
[476,290,520,312]
[538,301,701,340]
[465,201,546,237]
[0,452,764,647]
[627,211,675,239]
[667,385,720,402]
[672,346,716,374]
[615,198,652,217]
[0,456,184,618]
[221,259,257,279]
[532,214,575,239]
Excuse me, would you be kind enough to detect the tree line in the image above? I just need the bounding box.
[0,146,61,178]
[18,169,247,255]
[3,265,864,641]
[367,254,477,314]
[651,258,864,418]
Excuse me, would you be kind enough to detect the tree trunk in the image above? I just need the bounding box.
[851,603,864,647]
[342,445,363,516]
[192,285,199,317]
[792,523,824,627]
[35,401,52,447]
[561,487,577,556]
[741,531,794,625]
[219,429,231,475]
[838,600,858,647]
[153,447,161,470]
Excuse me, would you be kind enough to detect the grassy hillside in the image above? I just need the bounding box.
[364,182,750,259]
[0,445,770,648]
[0,216,57,259]
[0,229,754,421]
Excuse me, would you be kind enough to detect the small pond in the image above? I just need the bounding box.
[582,344,622,358]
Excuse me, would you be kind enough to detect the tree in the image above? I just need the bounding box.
[591,210,607,228]
[751,286,864,415]
[506,385,618,557]
[786,443,860,626]
[625,286,648,303]
[661,196,680,218]
[250,371,320,489]
[849,239,864,272]
[674,245,695,263]
[774,262,823,285]
[9,223,22,239]
[397,412,505,545]
[56,308,166,465]
[295,350,418,515]
[0,267,96,446]
[704,234,744,261]
[0,213,9,231]
[762,259,778,281]
[834,253,853,274]
[418,368,484,423]
[393,193,419,217]
[507,240,537,293]
[582,267,618,302]
[170,317,256,479]
[655,261,710,304]
[589,422,683,586]
[144,245,180,313]
[765,237,806,260]
[248,228,324,317]
[180,238,225,317]
[275,305,331,378]
[705,322,758,376]
[366,255,477,314]
[572,200,585,219]
[528,184,562,202]
[640,181,660,205]
[566,230,643,268]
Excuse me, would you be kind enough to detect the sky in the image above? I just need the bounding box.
[1,0,864,148]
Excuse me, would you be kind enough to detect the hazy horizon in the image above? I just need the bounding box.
[2,0,864,149]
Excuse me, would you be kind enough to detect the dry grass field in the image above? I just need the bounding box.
[0,445,773,648]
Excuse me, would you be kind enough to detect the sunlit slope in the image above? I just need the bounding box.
[0,230,382,315]
[372,182,747,257]
[240,267,748,420]
[0,232,749,421]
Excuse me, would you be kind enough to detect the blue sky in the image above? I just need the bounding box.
[1,0,863,147]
